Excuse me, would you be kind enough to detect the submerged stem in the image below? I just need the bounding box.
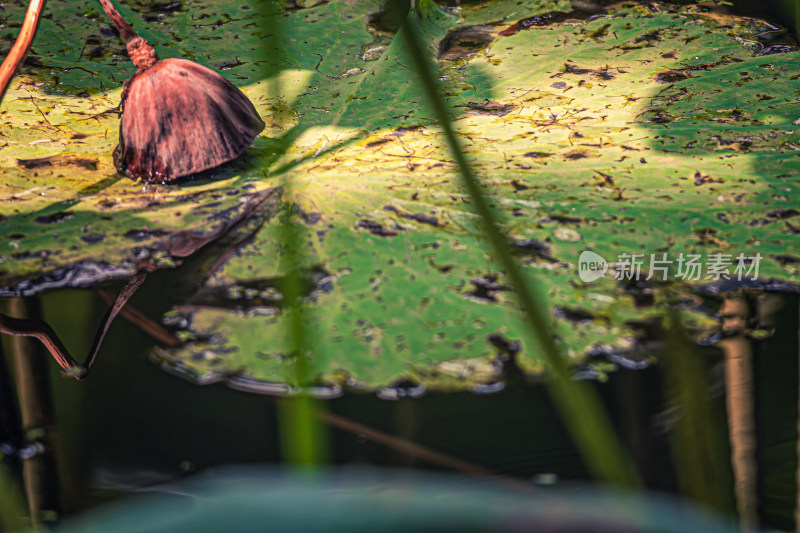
[0,273,147,380]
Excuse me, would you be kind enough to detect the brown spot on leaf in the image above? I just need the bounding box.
[511,238,551,259]
[438,26,495,61]
[465,275,510,303]
[365,138,391,148]
[34,212,73,224]
[757,44,796,56]
[587,23,611,40]
[693,171,723,185]
[774,254,800,266]
[635,30,663,43]
[124,228,170,241]
[656,69,691,83]
[695,227,729,247]
[383,205,443,227]
[767,208,800,219]
[594,171,616,187]
[80,233,106,244]
[356,220,399,237]
[464,101,518,116]
[564,149,591,160]
[18,156,99,170]
[655,57,743,84]
[524,151,552,159]
[499,9,603,36]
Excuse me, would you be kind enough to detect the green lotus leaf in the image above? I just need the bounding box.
[1,0,797,390]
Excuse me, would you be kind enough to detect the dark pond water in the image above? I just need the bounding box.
[1,256,799,531]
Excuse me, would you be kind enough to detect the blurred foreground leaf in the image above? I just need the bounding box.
[53,468,739,533]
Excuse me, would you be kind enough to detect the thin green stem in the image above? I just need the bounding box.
[398,7,638,487]
[264,4,327,468]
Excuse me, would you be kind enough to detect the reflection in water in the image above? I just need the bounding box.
[1,288,800,530]
[0,298,60,528]
[660,307,733,516]
[718,297,757,529]
[0,273,147,380]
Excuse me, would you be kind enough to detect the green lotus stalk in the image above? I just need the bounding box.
[396,3,638,487]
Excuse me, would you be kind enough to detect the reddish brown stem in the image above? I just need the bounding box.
[0,0,46,104]
[0,273,147,380]
[0,313,76,376]
[97,0,158,70]
[96,0,138,42]
[96,287,181,347]
[320,411,539,494]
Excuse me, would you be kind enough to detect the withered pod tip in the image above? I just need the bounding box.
[99,0,265,183]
